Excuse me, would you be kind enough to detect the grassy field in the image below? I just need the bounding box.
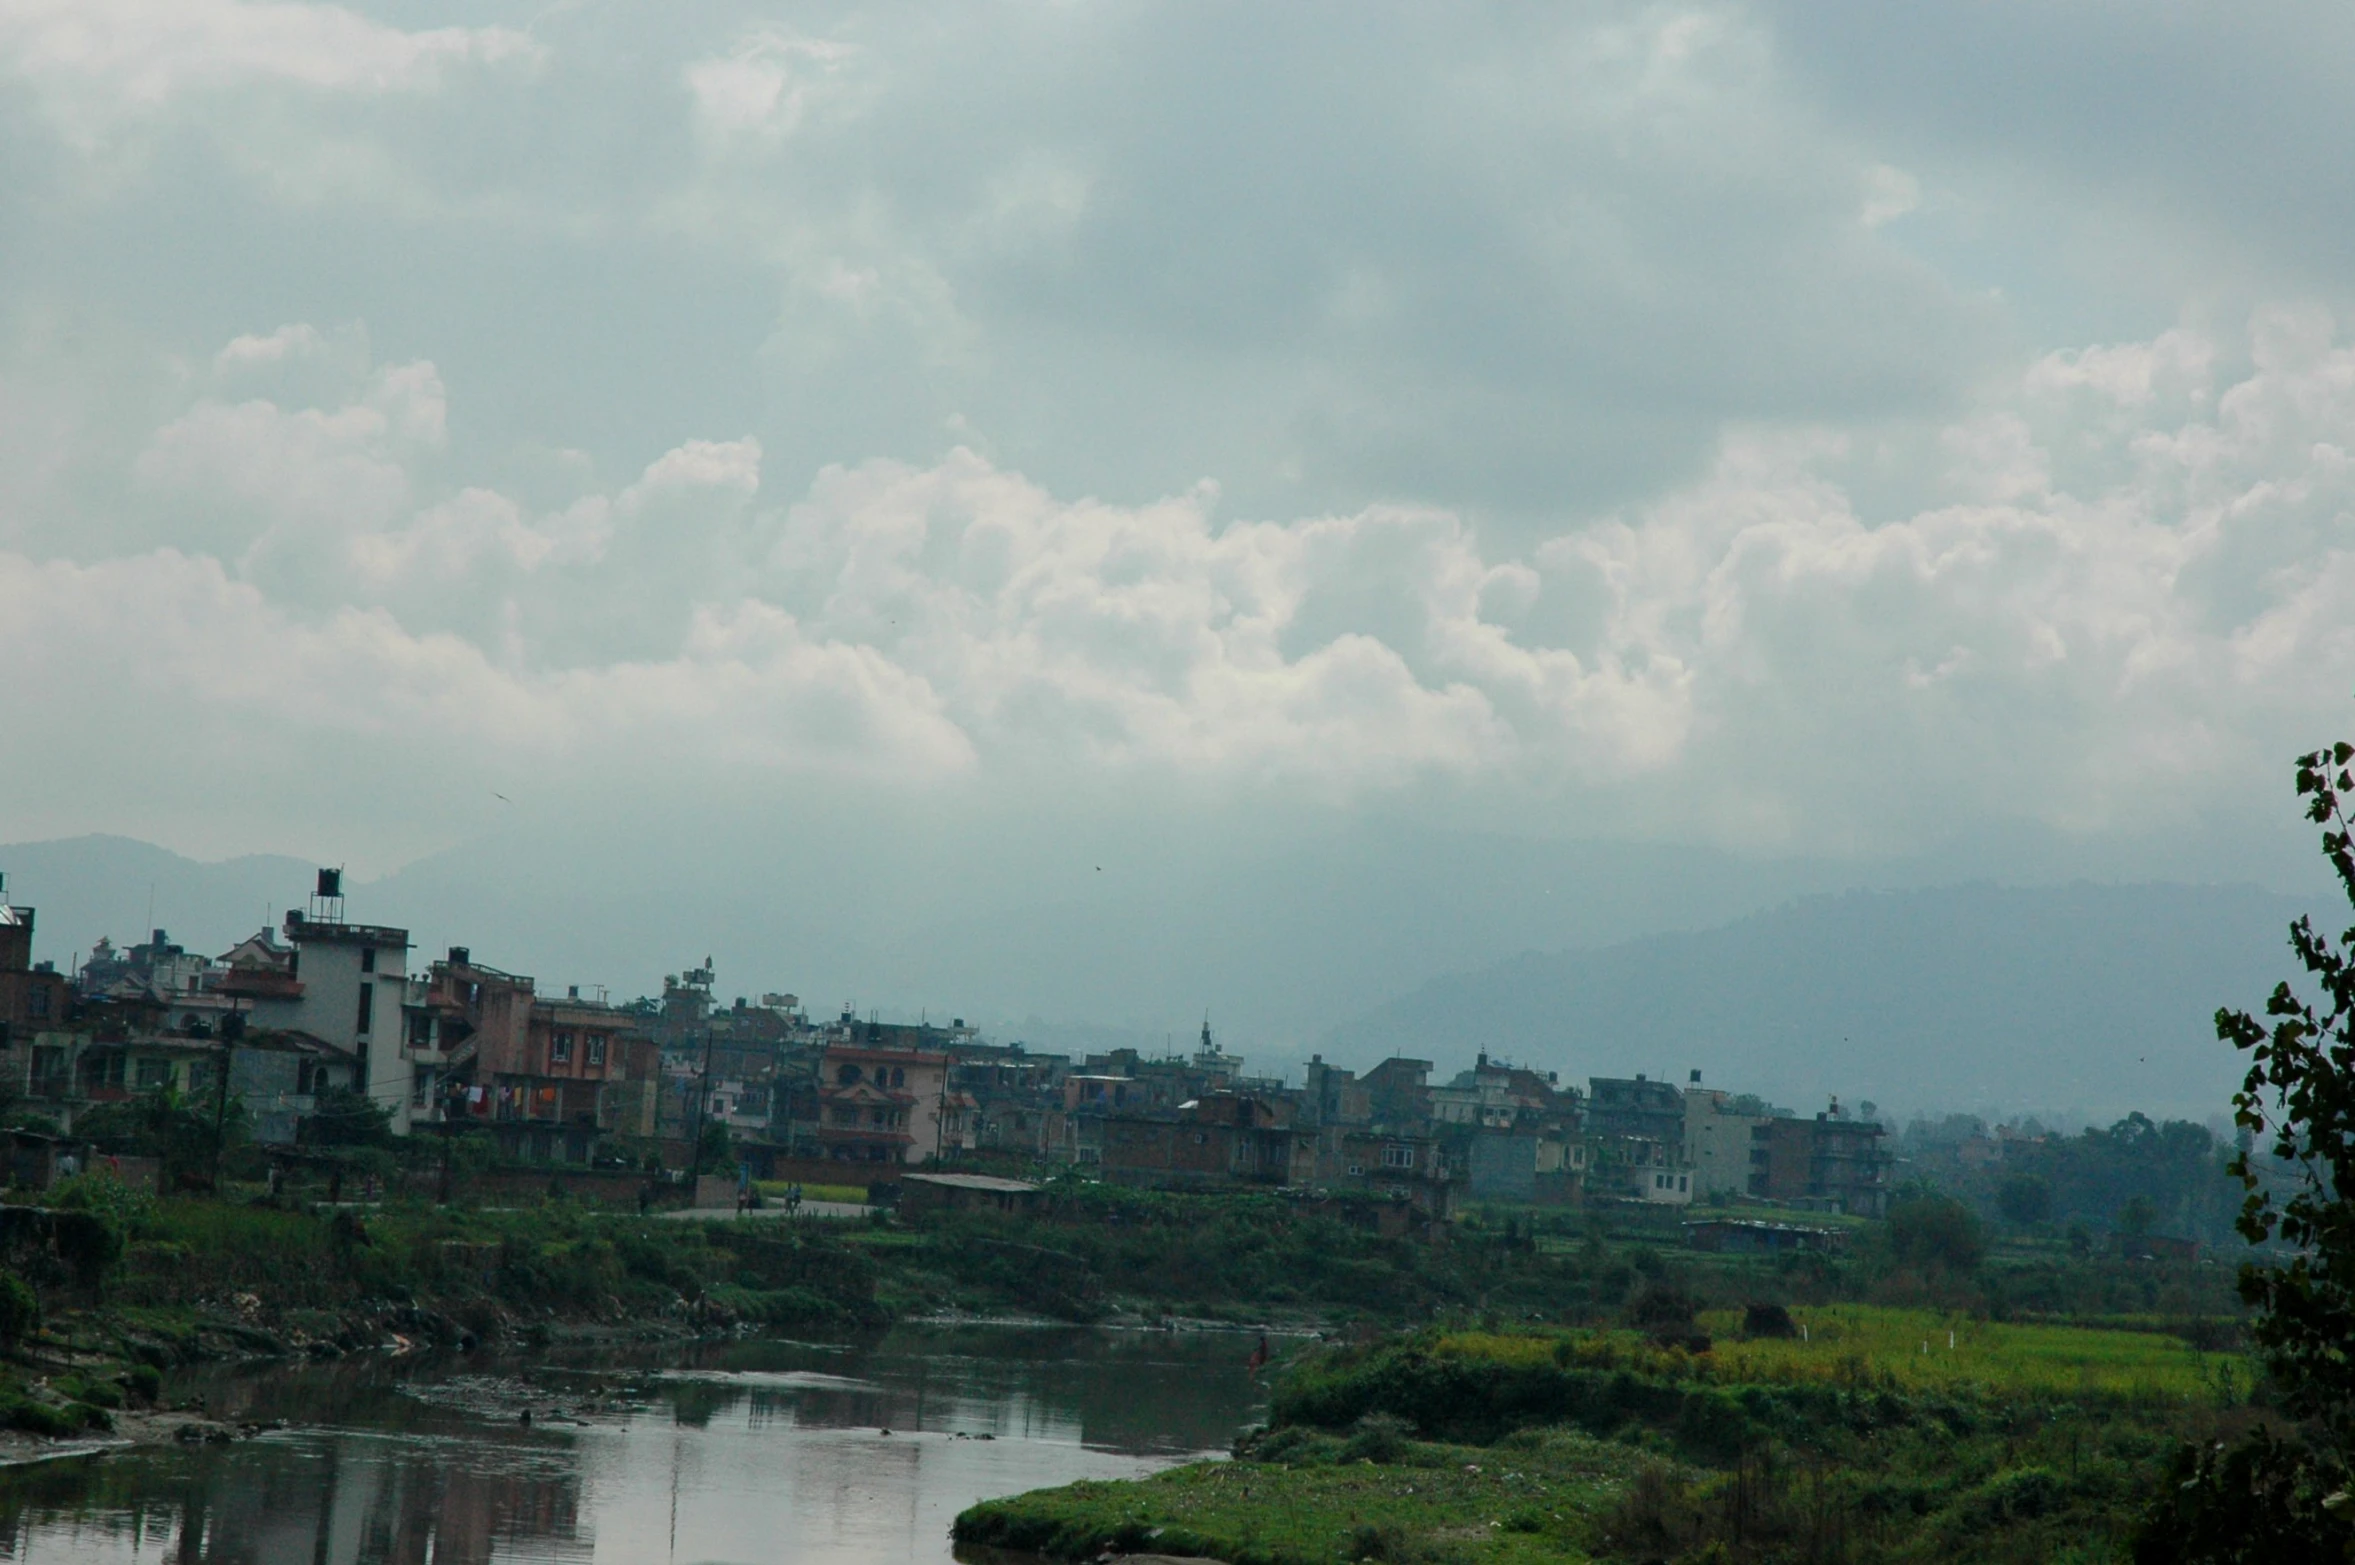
[956,1425,1660,1565]
[753,1180,869,1205]
[1427,1306,2240,1403]
[1701,1305,2239,1401]
[963,1305,2245,1564]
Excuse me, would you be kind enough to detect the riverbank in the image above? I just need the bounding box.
[955,1308,2261,1565]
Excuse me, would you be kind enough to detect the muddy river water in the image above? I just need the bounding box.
[0,1324,1269,1564]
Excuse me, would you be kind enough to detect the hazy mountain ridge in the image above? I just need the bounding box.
[1319,881,2314,1121]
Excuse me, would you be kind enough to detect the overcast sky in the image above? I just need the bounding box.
[3,2,2351,990]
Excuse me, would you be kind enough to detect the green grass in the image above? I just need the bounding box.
[956,1427,1657,1565]
[754,1180,868,1204]
[1701,1304,2237,1400]
[1419,1304,2241,1404]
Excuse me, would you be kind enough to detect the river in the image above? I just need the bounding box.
[0,1324,1270,1564]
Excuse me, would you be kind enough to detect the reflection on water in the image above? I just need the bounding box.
[0,1324,1268,1565]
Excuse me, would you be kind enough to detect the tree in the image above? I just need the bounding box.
[2216,740,2355,1451]
[693,1121,735,1177]
[2142,740,2355,1560]
[2118,1194,2157,1239]
[75,1086,245,1190]
[1884,1192,1985,1274]
[1996,1172,2053,1227]
[305,1087,394,1149]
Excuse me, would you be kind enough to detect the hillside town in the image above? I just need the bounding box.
[0,868,1891,1225]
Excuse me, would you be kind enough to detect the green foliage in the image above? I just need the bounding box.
[2133,1427,2355,1564]
[305,1087,395,1149]
[0,1272,36,1346]
[1884,1193,1986,1275]
[693,1122,735,1176]
[1997,1173,2053,1227]
[2218,739,2355,1453]
[73,1086,246,1188]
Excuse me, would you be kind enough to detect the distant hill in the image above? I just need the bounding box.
[0,835,316,967]
[1318,882,2316,1122]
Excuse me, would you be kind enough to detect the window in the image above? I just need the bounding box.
[136,1058,172,1090]
[355,982,374,1035]
[838,1063,862,1085]
[890,1067,905,1088]
[27,984,48,1019]
[1381,1144,1415,1169]
[1347,1163,1365,1177]
[551,1032,573,1064]
[188,1061,213,1093]
[587,1035,606,1066]
[1679,1175,1689,1192]
[361,946,376,974]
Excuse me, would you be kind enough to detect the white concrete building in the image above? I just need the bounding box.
[244,898,416,1135]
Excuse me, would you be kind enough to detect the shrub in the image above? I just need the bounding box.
[1,1398,79,1438]
[0,1271,37,1346]
[1886,1194,1986,1274]
[1339,1412,1414,1464]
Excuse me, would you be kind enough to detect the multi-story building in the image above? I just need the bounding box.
[232,879,416,1132]
[416,950,657,1161]
[1586,1074,1693,1204]
[1683,1073,1776,1201]
[0,888,70,1046]
[1749,1105,1892,1216]
[810,1041,951,1164]
[1098,1092,1311,1188]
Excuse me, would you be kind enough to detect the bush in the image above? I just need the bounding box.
[0,1272,37,1346]
[1,1398,79,1438]
[1886,1194,1986,1274]
[1340,1412,1414,1464]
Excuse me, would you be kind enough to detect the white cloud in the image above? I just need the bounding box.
[683,29,863,155]
[9,313,2344,859]
[0,0,538,141]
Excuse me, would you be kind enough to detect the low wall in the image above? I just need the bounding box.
[446,1168,677,1207]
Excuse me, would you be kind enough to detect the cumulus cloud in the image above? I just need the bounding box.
[7,312,2355,863]
[0,0,537,141]
[1,0,2352,893]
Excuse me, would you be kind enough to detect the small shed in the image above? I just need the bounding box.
[899,1171,1041,1217]
[1682,1217,1845,1255]
[3,1129,90,1192]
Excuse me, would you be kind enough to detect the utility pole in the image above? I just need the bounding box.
[693,1025,714,1173]
[209,1004,240,1191]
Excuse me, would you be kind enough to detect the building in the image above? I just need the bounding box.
[1464,1132,1586,1203]
[812,1042,950,1164]
[1683,1075,1773,1201]
[417,951,658,1162]
[0,888,71,1046]
[898,1171,1041,1217]
[1360,1056,1437,1129]
[1683,1218,1845,1255]
[232,876,416,1133]
[1748,1105,1892,1217]
[1098,1093,1311,1188]
[1585,1074,1692,1202]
